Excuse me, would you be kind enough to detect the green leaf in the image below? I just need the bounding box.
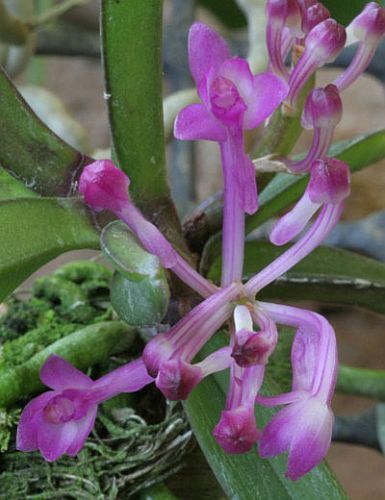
[0,197,99,301]
[110,270,170,327]
[0,168,37,200]
[101,0,185,250]
[101,220,161,282]
[322,0,381,25]
[139,483,178,500]
[185,333,346,499]
[197,0,246,28]
[208,242,385,315]
[0,66,89,196]
[246,130,385,234]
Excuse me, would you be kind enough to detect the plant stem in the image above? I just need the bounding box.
[102,0,188,256]
[337,365,385,401]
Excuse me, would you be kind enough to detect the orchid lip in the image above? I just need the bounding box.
[43,396,76,424]
[209,75,247,124]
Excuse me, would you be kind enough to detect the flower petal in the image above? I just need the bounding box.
[259,402,303,458]
[243,72,288,129]
[40,355,93,391]
[269,191,320,246]
[291,327,319,392]
[66,407,98,457]
[16,392,55,452]
[174,103,226,142]
[287,399,333,480]
[259,397,334,481]
[218,57,254,98]
[213,406,260,454]
[37,420,78,462]
[188,23,231,87]
[94,358,154,400]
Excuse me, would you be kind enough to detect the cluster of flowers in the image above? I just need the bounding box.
[17,1,385,481]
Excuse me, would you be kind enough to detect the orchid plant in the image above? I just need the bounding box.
[1,0,385,497]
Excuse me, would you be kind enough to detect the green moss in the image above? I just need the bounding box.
[0,297,51,342]
[0,261,114,369]
[0,408,20,453]
[0,322,81,370]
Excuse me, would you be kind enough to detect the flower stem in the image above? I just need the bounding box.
[245,202,343,296]
[220,139,245,287]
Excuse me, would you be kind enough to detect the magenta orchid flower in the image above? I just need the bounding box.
[286,84,342,172]
[174,22,287,286]
[213,361,264,454]
[79,160,216,298]
[17,355,153,461]
[143,283,242,400]
[213,304,278,453]
[245,158,350,296]
[256,302,336,480]
[334,2,385,91]
[270,157,350,245]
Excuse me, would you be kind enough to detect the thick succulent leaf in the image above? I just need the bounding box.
[246,130,385,234]
[0,197,99,301]
[110,270,170,327]
[0,66,89,196]
[101,221,162,282]
[0,168,37,200]
[185,333,346,500]
[208,242,385,315]
[101,0,185,250]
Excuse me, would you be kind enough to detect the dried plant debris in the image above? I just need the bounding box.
[0,402,192,499]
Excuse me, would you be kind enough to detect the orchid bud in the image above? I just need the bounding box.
[267,0,302,34]
[79,160,130,213]
[286,19,345,110]
[350,2,385,45]
[302,3,330,34]
[333,4,385,92]
[308,158,351,204]
[302,84,342,130]
[297,0,316,13]
[305,18,346,63]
